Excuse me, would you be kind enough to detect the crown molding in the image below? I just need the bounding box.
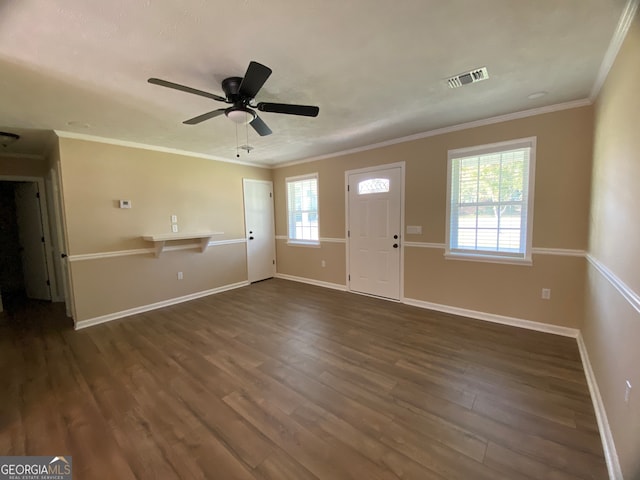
[275,98,592,169]
[590,0,639,101]
[54,130,269,169]
[54,95,594,171]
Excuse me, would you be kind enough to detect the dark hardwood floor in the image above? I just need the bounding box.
[0,279,607,479]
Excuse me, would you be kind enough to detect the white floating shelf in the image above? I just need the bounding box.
[142,232,224,257]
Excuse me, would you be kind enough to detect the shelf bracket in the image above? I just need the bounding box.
[200,237,210,253]
[154,241,166,258]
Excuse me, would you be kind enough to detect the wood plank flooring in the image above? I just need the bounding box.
[0,279,607,479]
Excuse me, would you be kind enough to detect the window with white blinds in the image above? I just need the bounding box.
[286,173,319,244]
[446,138,536,263]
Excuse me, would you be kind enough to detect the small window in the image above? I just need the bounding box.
[446,137,536,264]
[286,173,319,244]
[358,178,390,195]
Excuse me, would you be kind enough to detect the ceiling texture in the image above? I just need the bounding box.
[0,0,629,166]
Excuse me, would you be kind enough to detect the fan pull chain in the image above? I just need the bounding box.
[246,120,250,154]
[235,122,240,158]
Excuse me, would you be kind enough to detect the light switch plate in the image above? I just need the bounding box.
[406,225,422,234]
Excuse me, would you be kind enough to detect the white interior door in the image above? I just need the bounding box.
[45,172,64,302]
[14,182,51,300]
[243,179,276,283]
[348,166,402,300]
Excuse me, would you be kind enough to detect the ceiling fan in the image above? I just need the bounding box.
[148,61,319,137]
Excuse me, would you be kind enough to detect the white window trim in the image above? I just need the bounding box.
[445,137,536,265]
[285,172,320,246]
[286,240,322,247]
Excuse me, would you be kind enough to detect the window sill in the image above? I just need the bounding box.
[444,252,532,266]
[287,240,321,248]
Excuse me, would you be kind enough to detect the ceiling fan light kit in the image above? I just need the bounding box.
[148,61,319,140]
[226,107,256,124]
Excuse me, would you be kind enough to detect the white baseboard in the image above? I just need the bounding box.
[74,281,250,330]
[576,333,622,480]
[274,273,347,292]
[72,271,619,478]
[402,297,579,338]
[403,296,618,478]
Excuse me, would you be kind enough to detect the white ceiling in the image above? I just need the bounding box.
[0,0,628,166]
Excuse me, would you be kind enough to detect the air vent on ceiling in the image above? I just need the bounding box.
[447,67,489,89]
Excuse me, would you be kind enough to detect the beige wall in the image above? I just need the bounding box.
[585,12,640,479]
[0,155,47,177]
[273,106,593,328]
[405,249,586,328]
[71,244,247,320]
[57,137,270,321]
[48,16,639,473]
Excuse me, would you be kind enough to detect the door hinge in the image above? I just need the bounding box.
[36,192,40,199]
[41,236,45,243]
[347,184,350,192]
[273,259,275,265]
[270,192,272,198]
[347,230,350,238]
[46,280,50,286]
[348,274,350,281]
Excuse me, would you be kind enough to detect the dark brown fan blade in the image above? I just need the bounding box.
[249,115,272,136]
[239,62,272,99]
[183,109,226,125]
[148,78,227,102]
[256,102,319,117]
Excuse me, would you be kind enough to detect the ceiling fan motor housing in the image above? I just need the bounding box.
[221,77,244,102]
[222,76,259,122]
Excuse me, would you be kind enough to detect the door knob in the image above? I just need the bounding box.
[393,243,398,248]
[249,236,254,240]
[61,253,68,258]
[393,234,398,239]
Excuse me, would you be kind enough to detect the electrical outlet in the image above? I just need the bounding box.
[625,380,632,404]
[177,272,183,280]
[171,214,178,223]
[321,260,326,268]
[172,224,178,233]
[541,288,551,300]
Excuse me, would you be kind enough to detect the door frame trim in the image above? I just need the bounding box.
[344,161,406,301]
[0,175,58,303]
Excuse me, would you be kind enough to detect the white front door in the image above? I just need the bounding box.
[243,179,276,283]
[14,182,52,300]
[347,165,403,300]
